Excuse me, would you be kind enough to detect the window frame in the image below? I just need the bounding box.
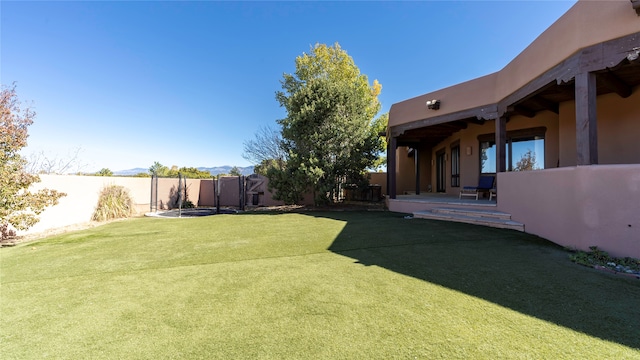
[478,127,546,174]
[450,141,460,187]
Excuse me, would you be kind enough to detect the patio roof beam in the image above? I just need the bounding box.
[468,119,485,125]
[527,96,559,114]
[507,104,536,118]
[498,32,640,111]
[390,104,498,137]
[598,71,633,98]
[439,121,468,130]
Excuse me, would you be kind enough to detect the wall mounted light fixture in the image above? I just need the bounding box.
[466,146,472,156]
[426,99,441,110]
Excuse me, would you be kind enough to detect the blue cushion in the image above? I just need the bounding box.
[477,176,494,190]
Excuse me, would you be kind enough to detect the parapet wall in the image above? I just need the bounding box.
[497,165,640,259]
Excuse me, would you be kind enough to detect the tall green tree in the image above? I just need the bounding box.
[95,168,113,176]
[370,112,388,170]
[170,167,212,179]
[269,43,384,205]
[149,161,169,176]
[0,84,66,240]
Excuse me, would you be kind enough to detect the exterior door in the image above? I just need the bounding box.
[436,151,446,192]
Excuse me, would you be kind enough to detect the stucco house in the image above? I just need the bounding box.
[386,0,640,258]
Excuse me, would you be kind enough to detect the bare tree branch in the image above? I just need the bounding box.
[25,146,88,174]
[242,124,287,165]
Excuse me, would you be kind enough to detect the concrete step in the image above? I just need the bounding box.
[431,207,513,220]
[413,208,525,232]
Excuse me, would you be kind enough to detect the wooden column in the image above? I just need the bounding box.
[575,72,598,165]
[495,116,507,173]
[388,137,397,199]
[414,148,420,195]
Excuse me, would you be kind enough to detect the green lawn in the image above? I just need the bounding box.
[1,211,639,359]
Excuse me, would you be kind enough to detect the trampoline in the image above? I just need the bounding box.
[145,208,236,218]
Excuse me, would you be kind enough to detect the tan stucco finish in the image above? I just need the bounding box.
[390,0,640,128]
[498,165,640,259]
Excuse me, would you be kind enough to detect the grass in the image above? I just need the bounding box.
[1,211,639,359]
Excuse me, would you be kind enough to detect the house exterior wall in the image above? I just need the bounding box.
[389,0,640,129]
[495,0,639,100]
[416,110,560,196]
[497,165,640,259]
[389,74,498,127]
[394,145,432,195]
[387,0,640,258]
[396,147,415,194]
[559,87,640,167]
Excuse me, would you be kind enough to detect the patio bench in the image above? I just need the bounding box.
[459,176,495,200]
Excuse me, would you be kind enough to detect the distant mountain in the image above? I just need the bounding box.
[113,166,254,177]
[113,168,148,176]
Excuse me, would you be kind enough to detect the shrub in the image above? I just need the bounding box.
[92,185,133,222]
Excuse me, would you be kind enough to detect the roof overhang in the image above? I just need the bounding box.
[390,31,640,147]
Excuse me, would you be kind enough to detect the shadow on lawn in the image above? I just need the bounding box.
[298,210,640,350]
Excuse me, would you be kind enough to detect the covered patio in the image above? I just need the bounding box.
[386,0,640,258]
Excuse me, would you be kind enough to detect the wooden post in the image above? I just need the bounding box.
[575,72,598,165]
[495,116,507,173]
[388,137,397,199]
[415,148,420,195]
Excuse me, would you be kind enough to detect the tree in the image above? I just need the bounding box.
[171,167,212,179]
[148,161,169,177]
[229,166,242,177]
[514,149,538,171]
[242,124,287,168]
[254,158,283,176]
[148,163,212,179]
[1,84,66,240]
[370,112,388,170]
[95,168,113,176]
[25,146,88,175]
[269,43,383,205]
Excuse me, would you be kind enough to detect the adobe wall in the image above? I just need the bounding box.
[155,177,202,210]
[19,172,383,237]
[389,74,498,127]
[559,87,640,167]
[368,172,388,196]
[394,146,432,195]
[497,165,640,259]
[389,0,640,129]
[21,175,152,236]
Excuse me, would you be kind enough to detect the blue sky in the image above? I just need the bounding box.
[2,0,576,172]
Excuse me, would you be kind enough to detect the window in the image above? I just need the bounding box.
[508,136,545,171]
[480,140,496,174]
[479,127,546,174]
[451,145,460,187]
